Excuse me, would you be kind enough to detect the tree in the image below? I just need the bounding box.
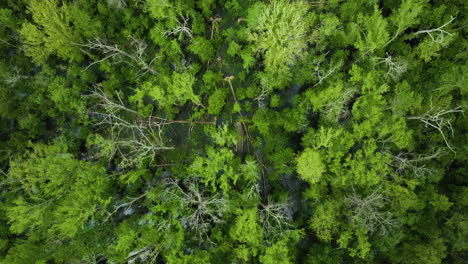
[3,138,112,239]
[354,6,389,55]
[160,178,227,243]
[247,0,311,85]
[296,148,325,184]
[229,208,264,261]
[20,0,83,64]
[88,87,175,168]
[407,101,464,153]
[345,186,397,235]
[78,37,158,78]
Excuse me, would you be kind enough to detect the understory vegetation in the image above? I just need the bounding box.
[0,0,467,263]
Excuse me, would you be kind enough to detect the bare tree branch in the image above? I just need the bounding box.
[407,100,464,153]
[259,198,293,238]
[346,186,397,235]
[163,15,193,40]
[415,16,456,44]
[76,37,158,78]
[161,178,227,244]
[377,53,408,81]
[390,150,444,178]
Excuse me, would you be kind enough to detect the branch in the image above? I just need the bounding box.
[407,100,464,153]
[415,16,456,44]
[163,15,193,40]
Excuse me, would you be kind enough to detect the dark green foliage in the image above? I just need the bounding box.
[0,0,466,263]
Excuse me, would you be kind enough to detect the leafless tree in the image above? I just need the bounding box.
[163,15,193,40]
[259,198,293,237]
[127,244,163,264]
[161,178,227,243]
[253,85,272,108]
[210,16,222,40]
[377,53,408,81]
[77,37,158,78]
[415,16,456,44]
[322,88,358,121]
[407,100,464,153]
[390,150,444,178]
[88,85,216,166]
[88,87,175,167]
[346,186,397,235]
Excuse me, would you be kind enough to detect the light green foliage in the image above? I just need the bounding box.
[205,124,237,147]
[0,0,466,263]
[388,0,426,41]
[47,77,86,115]
[247,0,310,78]
[5,139,111,238]
[20,0,82,64]
[338,227,372,259]
[189,36,215,62]
[208,89,227,115]
[296,148,325,184]
[354,6,389,54]
[191,146,237,193]
[339,140,391,187]
[259,232,302,264]
[230,208,264,261]
[310,200,341,242]
[131,71,200,115]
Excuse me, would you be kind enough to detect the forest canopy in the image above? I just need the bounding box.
[0,0,467,263]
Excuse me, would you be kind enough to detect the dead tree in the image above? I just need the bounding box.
[253,85,272,108]
[312,59,341,88]
[88,87,174,167]
[346,186,397,235]
[127,244,162,264]
[105,193,147,222]
[77,37,158,78]
[377,53,408,81]
[163,15,193,40]
[209,16,222,40]
[390,150,444,178]
[107,0,127,9]
[2,66,31,86]
[259,198,293,238]
[89,87,215,167]
[161,178,227,243]
[322,88,358,122]
[407,101,464,153]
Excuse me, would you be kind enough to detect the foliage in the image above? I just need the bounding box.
[0,0,466,263]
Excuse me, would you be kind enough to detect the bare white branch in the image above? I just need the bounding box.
[105,193,147,222]
[163,15,193,40]
[259,198,293,237]
[312,59,341,88]
[253,85,272,108]
[88,87,175,168]
[415,16,456,44]
[377,53,408,81]
[322,88,358,121]
[76,37,158,78]
[161,178,227,244]
[2,66,31,86]
[107,0,127,9]
[346,187,397,235]
[408,100,464,153]
[390,150,444,178]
